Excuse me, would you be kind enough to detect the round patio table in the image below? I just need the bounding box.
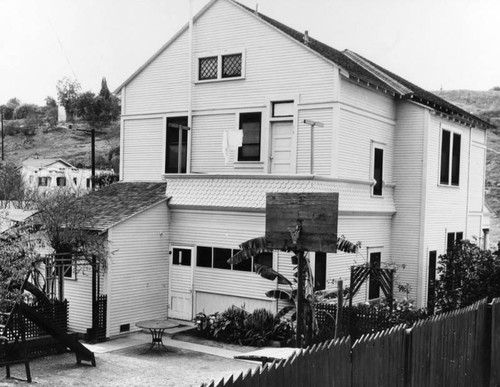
[136,319,180,353]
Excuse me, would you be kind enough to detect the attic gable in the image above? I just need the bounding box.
[115,0,493,129]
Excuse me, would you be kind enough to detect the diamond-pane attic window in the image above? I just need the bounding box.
[199,56,218,80]
[222,54,242,78]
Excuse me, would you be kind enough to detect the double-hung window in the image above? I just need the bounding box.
[371,141,385,196]
[198,51,244,82]
[440,129,461,186]
[238,112,262,162]
[447,231,463,251]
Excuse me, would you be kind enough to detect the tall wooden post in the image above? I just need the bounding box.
[335,279,343,339]
[1,108,4,161]
[91,254,97,341]
[296,250,305,348]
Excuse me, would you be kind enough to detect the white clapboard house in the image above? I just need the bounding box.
[65,0,494,338]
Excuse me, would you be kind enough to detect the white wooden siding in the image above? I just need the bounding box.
[168,209,279,313]
[391,102,425,304]
[191,0,336,111]
[421,115,472,306]
[125,33,189,115]
[106,202,169,337]
[65,269,93,333]
[467,214,482,241]
[338,81,395,182]
[341,81,396,120]
[468,144,485,213]
[297,108,333,175]
[191,113,245,173]
[122,118,164,182]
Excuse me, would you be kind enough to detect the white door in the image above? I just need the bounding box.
[169,247,194,320]
[270,121,293,174]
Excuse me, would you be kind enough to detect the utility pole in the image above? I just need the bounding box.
[1,107,4,161]
[76,126,105,190]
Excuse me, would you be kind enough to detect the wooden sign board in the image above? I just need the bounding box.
[265,192,338,253]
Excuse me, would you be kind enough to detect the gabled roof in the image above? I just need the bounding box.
[23,158,75,169]
[81,182,168,231]
[232,1,493,129]
[115,0,494,130]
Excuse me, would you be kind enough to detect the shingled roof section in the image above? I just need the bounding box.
[81,182,168,231]
[232,0,494,129]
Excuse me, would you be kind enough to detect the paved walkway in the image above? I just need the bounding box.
[83,325,246,360]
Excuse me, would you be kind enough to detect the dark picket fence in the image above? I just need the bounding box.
[202,297,500,387]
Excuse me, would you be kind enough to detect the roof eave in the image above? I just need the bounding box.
[113,0,219,95]
[403,94,495,129]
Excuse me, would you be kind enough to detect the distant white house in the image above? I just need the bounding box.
[21,158,112,192]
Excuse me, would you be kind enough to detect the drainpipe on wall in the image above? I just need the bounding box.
[187,0,193,173]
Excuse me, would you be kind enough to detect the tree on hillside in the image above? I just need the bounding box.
[43,96,58,129]
[1,98,21,120]
[99,77,110,100]
[13,103,38,119]
[75,84,120,128]
[56,77,81,121]
[6,98,21,112]
[44,96,57,108]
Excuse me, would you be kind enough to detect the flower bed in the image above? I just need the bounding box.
[194,306,293,347]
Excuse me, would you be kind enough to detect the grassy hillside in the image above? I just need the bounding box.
[1,120,120,171]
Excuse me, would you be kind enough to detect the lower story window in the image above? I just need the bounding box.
[38,177,50,186]
[447,231,463,251]
[172,248,192,266]
[196,246,273,272]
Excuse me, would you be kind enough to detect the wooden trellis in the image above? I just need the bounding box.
[349,265,394,307]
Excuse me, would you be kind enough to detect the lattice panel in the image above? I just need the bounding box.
[222,54,242,78]
[199,56,218,80]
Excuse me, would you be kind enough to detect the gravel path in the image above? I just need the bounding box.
[0,342,257,386]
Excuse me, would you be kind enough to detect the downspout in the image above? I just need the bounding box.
[417,109,430,308]
[187,0,193,173]
[465,126,472,239]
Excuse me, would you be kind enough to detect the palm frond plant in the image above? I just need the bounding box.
[228,235,360,347]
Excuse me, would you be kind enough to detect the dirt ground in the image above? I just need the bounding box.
[0,339,258,386]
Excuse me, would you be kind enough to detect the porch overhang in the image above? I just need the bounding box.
[163,174,396,216]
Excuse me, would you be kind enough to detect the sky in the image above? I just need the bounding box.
[1,0,499,106]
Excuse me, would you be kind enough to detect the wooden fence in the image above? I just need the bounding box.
[203,297,500,387]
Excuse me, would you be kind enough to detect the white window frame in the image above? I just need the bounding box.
[438,125,462,187]
[234,108,265,165]
[370,140,386,197]
[195,49,246,83]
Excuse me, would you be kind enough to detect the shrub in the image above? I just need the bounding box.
[13,103,38,119]
[435,240,500,312]
[194,307,294,347]
[242,308,275,346]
